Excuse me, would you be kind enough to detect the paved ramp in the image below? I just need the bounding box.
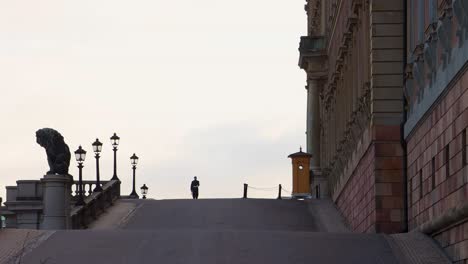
[124,199,321,231]
[17,199,450,264]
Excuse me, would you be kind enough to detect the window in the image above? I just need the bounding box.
[431,157,436,190]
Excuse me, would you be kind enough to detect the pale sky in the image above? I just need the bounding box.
[0,0,307,200]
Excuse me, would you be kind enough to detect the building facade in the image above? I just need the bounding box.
[299,0,468,261]
[299,0,406,233]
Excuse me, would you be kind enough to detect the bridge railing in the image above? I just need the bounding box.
[71,180,121,229]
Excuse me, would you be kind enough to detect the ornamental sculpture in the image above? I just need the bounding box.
[437,13,453,69]
[36,128,71,175]
[453,0,468,44]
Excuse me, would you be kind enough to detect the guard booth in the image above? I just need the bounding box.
[288,147,312,198]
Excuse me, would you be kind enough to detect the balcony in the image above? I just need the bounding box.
[299,36,326,70]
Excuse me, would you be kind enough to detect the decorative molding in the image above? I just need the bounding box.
[453,0,468,46]
[306,0,322,36]
[323,1,364,111]
[327,83,371,193]
[424,23,439,85]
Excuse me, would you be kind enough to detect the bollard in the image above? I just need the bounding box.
[243,183,248,199]
[277,184,282,199]
[315,184,321,199]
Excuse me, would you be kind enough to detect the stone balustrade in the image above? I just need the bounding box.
[4,178,121,229]
[71,180,109,199]
[71,180,121,229]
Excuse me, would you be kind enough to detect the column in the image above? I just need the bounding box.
[307,77,329,198]
[306,78,321,172]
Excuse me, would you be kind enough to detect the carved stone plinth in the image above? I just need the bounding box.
[40,174,73,230]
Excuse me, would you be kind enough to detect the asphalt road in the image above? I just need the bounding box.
[21,199,402,264]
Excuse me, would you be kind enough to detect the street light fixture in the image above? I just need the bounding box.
[140,184,148,199]
[74,146,87,206]
[129,153,139,199]
[92,138,103,192]
[110,133,120,181]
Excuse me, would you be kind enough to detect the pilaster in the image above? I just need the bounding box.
[370,0,405,126]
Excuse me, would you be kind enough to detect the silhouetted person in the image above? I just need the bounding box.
[191,176,200,199]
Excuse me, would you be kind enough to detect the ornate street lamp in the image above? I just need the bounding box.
[92,138,103,192]
[129,153,139,199]
[140,184,148,199]
[110,133,120,181]
[74,146,87,206]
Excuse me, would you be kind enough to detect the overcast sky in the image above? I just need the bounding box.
[0,0,306,199]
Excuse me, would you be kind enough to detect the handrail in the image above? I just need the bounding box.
[70,180,121,229]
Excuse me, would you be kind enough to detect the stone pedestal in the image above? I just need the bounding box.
[40,174,73,230]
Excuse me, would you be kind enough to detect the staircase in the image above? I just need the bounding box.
[8,199,451,264]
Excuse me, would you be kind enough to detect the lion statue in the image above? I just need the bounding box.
[36,128,71,175]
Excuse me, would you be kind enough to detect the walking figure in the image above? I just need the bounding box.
[191,176,200,199]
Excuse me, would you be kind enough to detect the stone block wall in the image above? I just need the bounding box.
[373,126,405,233]
[335,125,405,233]
[406,67,468,262]
[335,143,376,233]
[433,220,468,263]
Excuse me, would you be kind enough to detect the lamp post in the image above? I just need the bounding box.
[129,153,139,199]
[140,184,148,199]
[74,146,87,206]
[92,138,103,192]
[110,133,120,181]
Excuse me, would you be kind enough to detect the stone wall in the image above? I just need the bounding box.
[334,124,405,233]
[335,142,376,233]
[406,66,468,262]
